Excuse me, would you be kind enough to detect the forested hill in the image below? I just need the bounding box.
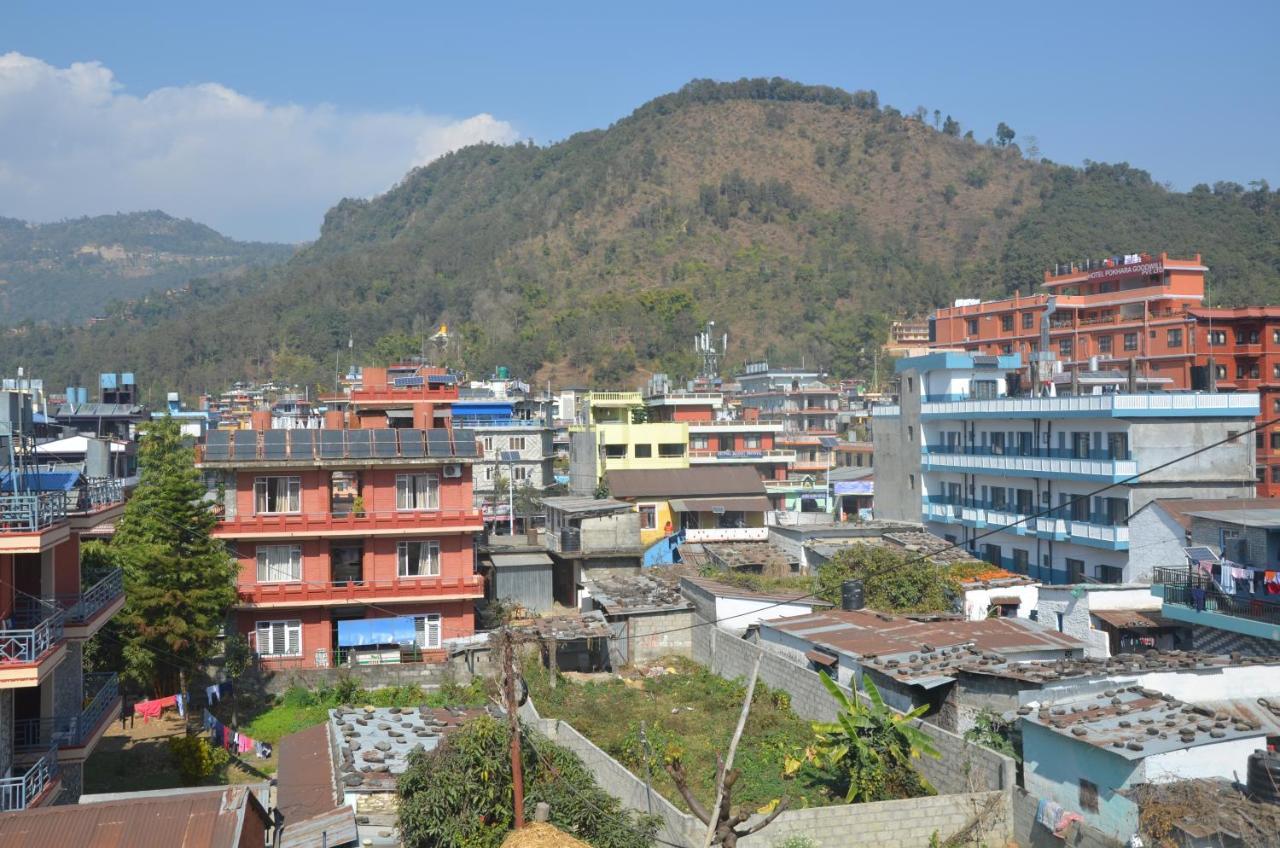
[0,211,294,324]
[5,79,1278,396]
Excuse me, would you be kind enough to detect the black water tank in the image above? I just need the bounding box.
[841,580,865,611]
[1248,750,1280,805]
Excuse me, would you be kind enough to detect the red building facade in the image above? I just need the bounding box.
[200,378,483,669]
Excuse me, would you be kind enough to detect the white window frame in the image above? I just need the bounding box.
[254,476,301,515]
[414,614,442,649]
[255,619,302,657]
[398,540,441,577]
[513,465,529,482]
[638,504,657,530]
[743,434,761,449]
[396,473,439,511]
[256,544,302,582]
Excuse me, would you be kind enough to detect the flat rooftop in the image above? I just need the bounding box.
[330,706,489,793]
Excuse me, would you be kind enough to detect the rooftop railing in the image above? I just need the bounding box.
[0,492,67,533]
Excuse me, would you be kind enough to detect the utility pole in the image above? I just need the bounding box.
[501,629,525,829]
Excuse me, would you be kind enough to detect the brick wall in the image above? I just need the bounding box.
[520,699,1013,847]
[694,620,1016,795]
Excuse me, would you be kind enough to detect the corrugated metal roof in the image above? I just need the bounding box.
[1091,609,1180,630]
[0,785,269,848]
[1147,497,1280,531]
[607,466,765,499]
[668,495,772,513]
[276,722,357,847]
[540,496,633,515]
[489,552,554,568]
[679,575,831,607]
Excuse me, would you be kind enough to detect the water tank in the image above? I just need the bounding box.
[841,580,865,611]
[1248,750,1280,805]
[77,387,88,406]
[497,366,510,379]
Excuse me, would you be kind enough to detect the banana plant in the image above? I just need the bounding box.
[785,671,938,803]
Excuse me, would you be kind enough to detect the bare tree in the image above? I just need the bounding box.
[667,757,790,848]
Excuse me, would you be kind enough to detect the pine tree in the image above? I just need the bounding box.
[111,417,238,695]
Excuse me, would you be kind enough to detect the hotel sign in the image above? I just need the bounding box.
[1086,261,1163,282]
[717,450,764,459]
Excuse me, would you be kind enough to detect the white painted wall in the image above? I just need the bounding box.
[1143,736,1262,783]
[1127,503,1188,584]
[1036,585,1162,659]
[715,597,825,637]
[962,584,1039,620]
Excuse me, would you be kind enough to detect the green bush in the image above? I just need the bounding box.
[774,838,818,848]
[168,735,229,785]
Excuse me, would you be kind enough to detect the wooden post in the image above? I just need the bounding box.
[546,636,557,690]
[503,629,525,829]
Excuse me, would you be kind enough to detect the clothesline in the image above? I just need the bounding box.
[202,708,271,759]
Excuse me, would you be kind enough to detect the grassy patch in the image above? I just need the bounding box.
[524,656,834,812]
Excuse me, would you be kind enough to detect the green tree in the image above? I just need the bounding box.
[995,122,1016,147]
[111,417,238,695]
[942,184,958,205]
[223,634,252,728]
[786,672,938,803]
[941,115,960,137]
[397,714,657,848]
[372,330,423,365]
[814,545,958,613]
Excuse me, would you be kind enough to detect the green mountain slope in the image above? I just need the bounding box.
[3,80,1277,396]
[0,211,294,324]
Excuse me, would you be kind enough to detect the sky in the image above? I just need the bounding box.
[2,1,1277,243]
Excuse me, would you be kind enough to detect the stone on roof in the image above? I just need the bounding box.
[587,573,692,616]
[329,706,488,793]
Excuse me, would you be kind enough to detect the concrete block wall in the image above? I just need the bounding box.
[1011,787,1122,848]
[52,641,85,719]
[695,622,1016,795]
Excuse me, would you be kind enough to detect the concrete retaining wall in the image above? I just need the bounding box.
[695,622,1016,796]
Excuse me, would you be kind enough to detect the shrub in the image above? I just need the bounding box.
[168,735,229,785]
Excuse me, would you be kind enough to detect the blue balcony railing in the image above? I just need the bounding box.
[0,604,65,665]
[14,673,120,751]
[0,493,67,533]
[924,445,1132,461]
[0,744,58,810]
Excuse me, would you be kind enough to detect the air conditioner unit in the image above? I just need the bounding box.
[443,464,462,478]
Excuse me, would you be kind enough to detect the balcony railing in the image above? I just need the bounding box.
[0,744,58,811]
[0,606,65,664]
[683,527,770,543]
[925,445,1132,462]
[918,393,1260,418]
[313,645,440,668]
[217,508,484,534]
[16,568,124,632]
[921,450,1137,480]
[1158,581,1280,627]
[14,673,119,751]
[688,449,796,463]
[239,574,483,605]
[74,478,124,512]
[687,420,783,430]
[0,493,67,534]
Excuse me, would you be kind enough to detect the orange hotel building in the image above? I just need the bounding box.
[198,367,483,669]
[929,252,1280,494]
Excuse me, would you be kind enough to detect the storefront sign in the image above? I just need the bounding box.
[1086,261,1162,282]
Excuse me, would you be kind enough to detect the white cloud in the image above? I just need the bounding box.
[0,53,519,242]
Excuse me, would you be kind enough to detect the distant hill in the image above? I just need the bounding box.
[2,79,1277,395]
[0,211,294,324]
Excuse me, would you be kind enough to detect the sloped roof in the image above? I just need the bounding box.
[1148,497,1280,531]
[608,466,764,499]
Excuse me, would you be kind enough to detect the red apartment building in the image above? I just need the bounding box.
[0,469,125,807]
[643,390,795,481]
[199,370,483,669]
[929,251,1280,494]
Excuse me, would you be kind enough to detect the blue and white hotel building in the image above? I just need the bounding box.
[873,353,1258,584]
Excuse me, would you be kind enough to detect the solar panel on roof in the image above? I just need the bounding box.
[427,374,457,385]
[392,375,424,387]
[319,430,345,458]
[263,430,287,460]
[204,431,230,461]
[371,429,399,458]
[398,429,426,457]
[232,430,257,460]
[1184,545,1219,564]
[426,428,453,456]
[288,430,316,460]
[346,430,372,458]
[452,429,478,457]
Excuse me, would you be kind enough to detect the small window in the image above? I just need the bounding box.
[1209,330,1226,346]
[1271,466,1280,484]
[604,444,627,459]
[658,443,686,458]
[1123,332,1138,351]
[1055,612,1064,632]
[508,436,526,451]
[396,474,439,510]
[482,435,494,452]
[907,425,915,443]
[255,620,302,657]
[1079,779,1099,813]
[1257,466,1266,483]
[414,614,442,649]
[966,319,978,335]
[909,473,916,491]
[513,466,529,482]
[1001,314,1013,332]
[907,377,914,392]
[1274,329,1280,345]
[1000,343,1013,355]
[256,545,301,582]
[398,541,440,577]
[254,476,301,514]
[1096,335,1112,354]
[1218,365,1229,380]
[1059,338,1073,358]
[691,435,710,450]
[1228,430,1240,443]
[638,504,657,530]
[1022,312,1034,330]
[1167,329,1183,348]
[633,443,653,458]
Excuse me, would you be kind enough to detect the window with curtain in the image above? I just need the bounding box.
[254,476,300,514]
[397,541,441,577]
[396,474,439,510]
[256,544,301,582]
[255,620,301,656]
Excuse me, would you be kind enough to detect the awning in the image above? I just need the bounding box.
[337,617,417,647]
[988,595,1023,605]
[0,470,81,492]
[1092,609,1178,630]
[805,649,838,667]
[668,496,772,513]
[385,409,414,420]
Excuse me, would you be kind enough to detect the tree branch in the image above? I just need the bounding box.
[737,797,791,837]
[665,760,711,824]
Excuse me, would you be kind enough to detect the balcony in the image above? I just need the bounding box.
[1152,567,1280,640]
[0,606,67,688]
[688,449,796,465]
[0,744,59,811]
[920,497,1129,549]
[0,493,70,553]
[215,508,484,539]
[917,392,1259,420]
[687,420,783,432]
[14,673,120,762]
[238,574,484,608]
[921,446,1137,482]
[24,568,126,640]
[1031,516,1130,549]
[73,478,125,513]
[683,527,770,543]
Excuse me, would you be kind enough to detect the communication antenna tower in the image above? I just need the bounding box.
[695,321,728,380]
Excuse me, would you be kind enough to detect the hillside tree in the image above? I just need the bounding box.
[111,417,238,695]
[995,122,1016,147]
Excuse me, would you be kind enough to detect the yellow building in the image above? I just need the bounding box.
[573,392,690,486]
[608,466,771,547]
